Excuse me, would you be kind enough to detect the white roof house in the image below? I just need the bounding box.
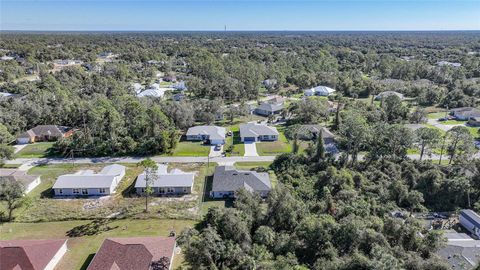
[186,126,226,145]
[52,164,126,196]
[239,123,279,142]
[304,86,336,96]
[135,164,195,195]
[136,83,175,98]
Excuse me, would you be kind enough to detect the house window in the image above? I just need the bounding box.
[167,187,175,193]
[81,189,88,195]
[141,188,145,193]
[58,189,63,194]
[99,188,106,194]
[159,188,165,194]
[73,189,80,194]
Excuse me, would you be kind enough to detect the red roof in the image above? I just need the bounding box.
[87,237,176,270]
[0,239,67,270]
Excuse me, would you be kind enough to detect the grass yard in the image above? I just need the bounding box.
[440,120,468,125]
[15,142,56,158]
[256,125,292,156]
[234,161,272,170]
[4,163,211,223]
[0,219,197,270]
[427,112,448,119]
[0,163,21,168]
[170,140,210,157]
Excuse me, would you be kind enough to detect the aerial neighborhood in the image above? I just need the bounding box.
[0,30,480,270]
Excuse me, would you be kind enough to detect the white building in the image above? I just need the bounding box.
[52,164,126,197]
[304,86,336,96]
[135,164,195,195]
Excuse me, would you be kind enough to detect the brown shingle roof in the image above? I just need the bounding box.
[87,237,176,270]
[0,239,67,270]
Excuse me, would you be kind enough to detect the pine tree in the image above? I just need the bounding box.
[316,130,325,161]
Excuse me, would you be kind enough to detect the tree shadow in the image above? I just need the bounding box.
[151,257,171,270]
[66,219,118,237]
[80,253,95,270]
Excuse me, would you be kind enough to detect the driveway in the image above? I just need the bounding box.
[13,144,27,154]
[427,118,464,132]
[244,142,258,157]
[209,145,223,157]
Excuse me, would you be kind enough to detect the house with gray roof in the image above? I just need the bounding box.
[254,102,284,116]
[304,86,336,97]
[211,166,271,199]
[375,91,404,100]
[0,169,41,194]
[52,164,126,197]
[16,125,75,144]
[239,123,279,142]
[451,107,480,122]
[135,164,195,195]
[186,125,226,145]
[296,125,335,144]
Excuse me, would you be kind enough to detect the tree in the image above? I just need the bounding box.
[316,130,325,161]
[338,112,370,165]
[137,158,158,212]
[415,128,442,161]
[447,126,475,164]
[0,124,14,165]
[0,179,25,221]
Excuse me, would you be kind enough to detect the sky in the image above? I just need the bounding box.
[1,0,479,31]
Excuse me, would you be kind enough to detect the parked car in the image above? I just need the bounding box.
[227,131,232,136]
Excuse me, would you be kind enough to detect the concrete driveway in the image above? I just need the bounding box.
[209,145,223,157]
[244,142,258,157]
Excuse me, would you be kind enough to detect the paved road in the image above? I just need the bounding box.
[6,155,277,166]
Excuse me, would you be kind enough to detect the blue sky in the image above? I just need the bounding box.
[1,0,479,31]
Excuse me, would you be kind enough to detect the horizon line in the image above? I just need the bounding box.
[1,29,480,32]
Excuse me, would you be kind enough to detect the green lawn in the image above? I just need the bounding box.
[14,142,56,158]
[427,112,448,119]
[256,126,292,156]
[4,163,209,223]
[0,163,21,168]
[170,140,210,156]
[234,161,272,170]
[0,219,196,270]
[159,81,173,87]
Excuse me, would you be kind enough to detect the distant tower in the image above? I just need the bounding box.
[224,25,227,32]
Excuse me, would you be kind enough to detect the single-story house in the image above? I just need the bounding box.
[52,164,126,197]
[460,209,480,239]
[0,239,68,270]
[135,164,195,195]
[254,102,284,116]
[437,61,462,68]
[239,123,279,142]
[186,125,226,145]
[211,166,272,199]
[137,83,175,98]
[451,107,480,121]
[375,91,404,100]
[296,125,335,144]
[304,86,336,97]
[163,74,177,82]
[0,169,41,194]
[16,125,75,144]
[262,79,278,88]
[87,237,176,270]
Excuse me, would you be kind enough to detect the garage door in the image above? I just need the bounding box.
[244,137,256,142]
